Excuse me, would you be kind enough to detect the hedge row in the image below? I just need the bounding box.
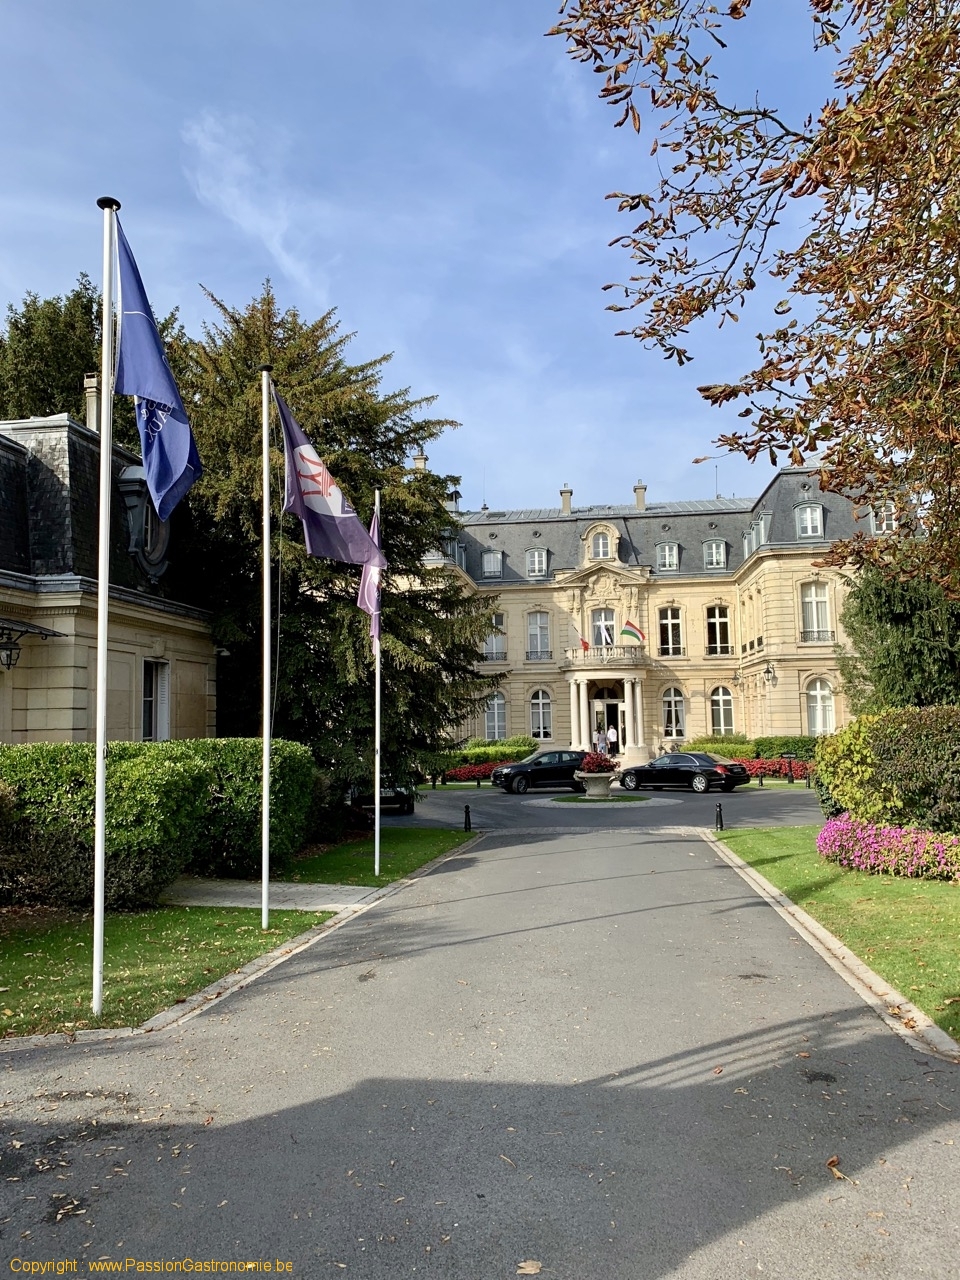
[731,757,812,779]
[817,815,960,880]
[815,706,960,833]
[0,739,317,909]
[454,736,538,766]
[685,735,818,761]
[446,762,507,781]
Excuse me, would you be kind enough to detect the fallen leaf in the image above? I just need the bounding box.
[797,1052,811,1059]
[203,1116,214,1126]
[825,1156,853,1182]
[500,1154,517,1169]
[517,1264,542,1276]
[712,1066,723,1075]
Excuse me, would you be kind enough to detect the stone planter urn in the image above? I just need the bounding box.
[574,771,614,798]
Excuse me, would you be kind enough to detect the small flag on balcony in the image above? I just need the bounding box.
[573,625,590,652]
[620,620,646,643]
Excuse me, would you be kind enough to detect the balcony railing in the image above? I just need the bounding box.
[801,629,836,643]
[658,645,685,657]
[526,649,553,661]
[481,650,507,662]
[706,643,735,656]
[565,643,646,665]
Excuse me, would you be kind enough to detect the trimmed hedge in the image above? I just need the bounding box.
[0,743,211,909]
[732,757,812,780]
[685,734,754,756]
[818,815,960,880]
[0,737,319,907]
[455,736,538,765]
[685,734,817,761]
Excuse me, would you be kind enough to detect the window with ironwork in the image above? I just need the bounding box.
[483,612,506,661]
[703,540,726,569]
[658,607,683,656]
[657,543,679,572]
[706,605,732,655]
[527,611,551,660]
[800,583,832,642]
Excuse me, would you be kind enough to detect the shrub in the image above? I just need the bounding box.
[731,757,811,780]
[752,735,818,762]
[685,734,755,756]
[455,736,538,765]
[814,716,899,825]
[0,743,211,909]
[817,815,960,881]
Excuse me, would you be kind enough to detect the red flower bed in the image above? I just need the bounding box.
[445,761,509,781]
[579,752,617,774]
[732,757,811,780]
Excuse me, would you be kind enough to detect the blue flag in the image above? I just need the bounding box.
[115,221,202,521]
[275,390,386,569]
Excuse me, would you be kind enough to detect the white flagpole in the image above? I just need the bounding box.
[92,196,120,1016]
[373,488,382,878]
[260,366,273,929]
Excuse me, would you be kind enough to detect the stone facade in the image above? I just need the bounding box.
[0,414,215,744]
[444,466,858,762]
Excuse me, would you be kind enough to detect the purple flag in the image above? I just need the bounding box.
[275,390,386,567]
[357,508,382,641]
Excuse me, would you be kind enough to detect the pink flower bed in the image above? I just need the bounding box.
[445,761,510,781]
[732,757,811,779]
[817,815,960,881]
[579,752,617,774]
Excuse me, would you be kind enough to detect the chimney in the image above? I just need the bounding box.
[84,373,100,433]
[633,479,647,511]
[412,450,428,471]
[560,483,573,515]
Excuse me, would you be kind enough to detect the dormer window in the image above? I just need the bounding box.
[591,532,609,559]
[871,502,897,534]
[703,539,726,570]
[657,542,679,572]
[526,548,547,578]
[796,504,823,538]
[481,550,503,579]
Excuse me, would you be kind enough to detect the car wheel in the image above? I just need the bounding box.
[690,773,710,793]
[621,772,639,791]
[571,781,586,793]
[402,798,416,814]
[721,782,735,793]
[513,775,529,794]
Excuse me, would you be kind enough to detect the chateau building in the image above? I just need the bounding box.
[436,465,863,763]
[0,410,215,744]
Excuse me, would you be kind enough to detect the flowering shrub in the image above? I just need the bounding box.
[817,815,960,881]
[579,752,617,774]
[732,757,812,780]
[445,761,510,781]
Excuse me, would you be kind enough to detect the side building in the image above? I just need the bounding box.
[434,466,863,762]
[0,410,215,744]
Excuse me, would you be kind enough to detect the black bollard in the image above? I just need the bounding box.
[431,776,437,790]
[476,777,481,788]
[805,771,812,789]
[758,772,764,788]
[787,763,795,784]
[441,774,447,786]
[715,802,724,831]
[464,804,471,832]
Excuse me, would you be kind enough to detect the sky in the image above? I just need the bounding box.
[0,0,830,513]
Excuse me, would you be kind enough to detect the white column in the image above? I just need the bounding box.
[635,680,645,753]
[568,680,579,749]
[579,680,590,751]
[623,678,635,749]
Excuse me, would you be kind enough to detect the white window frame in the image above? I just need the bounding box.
[142,659,170,742]
[483,613,506,661]
[806,678,835,735]
[592,608,615,647]
[871,502,897,535]
[525,548,547,578]
[706,605,732,655]
[530,689,552,740]
[591,532,610,559]
[800,582,831,638]
[658,607,683,656]
[527,611,550,659]
[485,691,507,740]
[657,542,679,572]
[710,686,734,736]
[703,540,726,569]
[796,504,823,538]
[481,550,503,579]
[662,687,685,738]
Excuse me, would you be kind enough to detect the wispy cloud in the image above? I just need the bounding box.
[181,111,334,299]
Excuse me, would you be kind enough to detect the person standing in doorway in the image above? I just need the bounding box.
[606,723,619,757]
[594,725,605,755]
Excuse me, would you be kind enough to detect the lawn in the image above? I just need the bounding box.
[0,905,331,1039]
[721,826,960,1042]
[285,826,473,887]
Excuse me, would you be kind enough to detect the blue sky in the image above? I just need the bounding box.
[0,1,826,512]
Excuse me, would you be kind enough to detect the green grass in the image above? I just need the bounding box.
[0,906,332,1038]
[722,826,960,1042]
[285,827,473,887]
[551,794,650,804]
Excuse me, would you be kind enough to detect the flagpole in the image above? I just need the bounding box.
[92,196,120,1017]
[373,489,382,878]
[260,365,273,930]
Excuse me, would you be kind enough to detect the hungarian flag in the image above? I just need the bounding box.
[620,620,646,643]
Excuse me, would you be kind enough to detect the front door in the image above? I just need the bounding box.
[592,698,623,752]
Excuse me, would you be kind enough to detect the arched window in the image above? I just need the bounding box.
[662,688,685,738]
[485,692,506,741]
[710,686,734,735]
[530,689,552,739]
[592,532,609,559]
[592,608,615,647]
[806,678,835,736]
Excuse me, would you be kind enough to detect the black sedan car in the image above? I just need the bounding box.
[618,752,751,794]
[491,749,587,794]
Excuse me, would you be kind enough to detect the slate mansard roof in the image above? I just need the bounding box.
[451,469,861,586]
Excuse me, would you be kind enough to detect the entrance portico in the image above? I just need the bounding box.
[566,660,650,763]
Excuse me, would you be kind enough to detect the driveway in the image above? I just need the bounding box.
[2,820,956,1277]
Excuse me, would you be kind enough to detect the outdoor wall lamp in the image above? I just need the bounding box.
[763,662,776,683]
[0,630,23,671]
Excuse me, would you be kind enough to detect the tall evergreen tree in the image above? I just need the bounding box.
[837,567,960,713]
[0,275,99,423]
[169,284,495,785]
